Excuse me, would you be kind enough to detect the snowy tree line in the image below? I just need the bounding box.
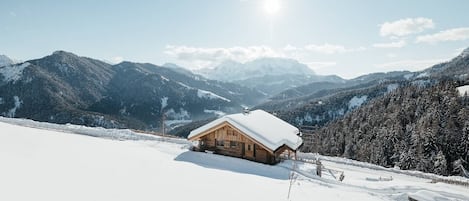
[303,81,469,176]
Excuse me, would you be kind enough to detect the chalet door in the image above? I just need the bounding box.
[253,144,256,158]
[241,143,245,157]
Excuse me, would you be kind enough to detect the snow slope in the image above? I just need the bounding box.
[348,95,368,109]
[197,89,231,102]
[1,118,468,201]
[0,62,30,83]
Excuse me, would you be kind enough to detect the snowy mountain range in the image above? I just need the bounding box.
[0,51,266,131]
[196,57,345,96]
[197,57,315,81]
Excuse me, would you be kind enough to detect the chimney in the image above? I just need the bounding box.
[243,107,250,115]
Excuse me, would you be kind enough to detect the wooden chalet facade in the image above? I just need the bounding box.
[188,110,303,164]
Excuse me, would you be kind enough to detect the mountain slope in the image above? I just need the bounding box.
[295,48,469,176]
[422,47,469,79]
[270,71,412,101]
[232,74,344,96]
[89,61,246,128]
[0,51,267,130]
[306,81,469,176]
[0,51,124,128]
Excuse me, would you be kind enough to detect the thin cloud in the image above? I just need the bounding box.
[304,43,365,54]
[164,45,283,69]
[386,53,397,58]
[111,56,124,64]
[372,40,406,48]
[375,58,447,71]
[380,17,434,37]
[164,44,362,69]
[304,61,337,71]
[416,27,469,44]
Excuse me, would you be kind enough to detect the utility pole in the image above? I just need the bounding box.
[161,112,165,136]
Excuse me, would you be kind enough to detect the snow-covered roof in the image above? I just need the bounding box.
[188,110,303,151]
[457,85,469,96]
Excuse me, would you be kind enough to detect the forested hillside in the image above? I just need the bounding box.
[304,81,469,176]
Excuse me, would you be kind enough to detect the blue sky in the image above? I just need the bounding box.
[1,0,468,78]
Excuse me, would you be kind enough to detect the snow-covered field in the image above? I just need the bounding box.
[1,118,468,201]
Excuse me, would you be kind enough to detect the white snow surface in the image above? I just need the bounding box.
[348,95,368,109]
[387,83,399,93]
[416,72,429,78]
[6,96,22,117]
[160,96,168,110]
[1,117,469,201]
[204,109,226,117]
[165,108,190,120]
[189,109,303,151]
[0,62,30,83]
[404,73,414,80]
[197,89,231,102]
[457,85,469,96]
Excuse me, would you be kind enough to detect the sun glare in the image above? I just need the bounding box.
[264,0,280,15]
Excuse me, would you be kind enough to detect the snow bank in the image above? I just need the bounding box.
[0,117,189,145]
[297,152,469,185]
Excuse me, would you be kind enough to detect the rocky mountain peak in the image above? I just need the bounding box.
[0,55,15,67]
[460,47,469,58]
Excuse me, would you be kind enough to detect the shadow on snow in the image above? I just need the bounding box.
[174,151,290,180]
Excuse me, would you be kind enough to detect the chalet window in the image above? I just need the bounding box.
[230,141,237,148]
[216,139,224,147]
[247,144,251,151]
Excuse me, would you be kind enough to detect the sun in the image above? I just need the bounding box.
[264,0,281,15]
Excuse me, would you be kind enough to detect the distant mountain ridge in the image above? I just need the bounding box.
[196,57,316,82]
[195,57,346,96]
[0,51,267,130]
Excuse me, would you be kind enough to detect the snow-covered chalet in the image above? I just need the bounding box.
[187,109,303,164]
